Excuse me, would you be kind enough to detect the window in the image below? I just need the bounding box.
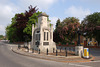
[35,31,40,40]
[35,41,40,47]
[37,31,40,33]
[47,32,48,41]
[39,34,40,40]
[44,32,46,40]
[44,32,49,41]
[36,34,38,40]
[50,32,52,39]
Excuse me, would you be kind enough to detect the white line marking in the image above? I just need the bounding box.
[90,60,100,62]
[78,60,100,64]
[69,63,92,67]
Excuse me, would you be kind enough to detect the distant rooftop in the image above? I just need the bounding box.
[38,12,49,17]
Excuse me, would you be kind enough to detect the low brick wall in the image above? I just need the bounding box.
[84,46,100,48]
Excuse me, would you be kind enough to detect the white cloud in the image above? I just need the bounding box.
[0,2,21,35]
[50,17,58,29]
[65,6,91,21]
[0,4,15,35]
[78,0,100,5]
[0,25,5,35]
[0,0,59,35]
[80,0,100,2]
[0,5,13,24]
[0,25,5,31]
[19,0,58,10]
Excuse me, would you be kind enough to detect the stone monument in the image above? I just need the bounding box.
[31,12,56,53]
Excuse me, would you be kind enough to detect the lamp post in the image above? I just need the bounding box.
[75,28,84,57]
[77,28,81,46]
[83,32,87,47]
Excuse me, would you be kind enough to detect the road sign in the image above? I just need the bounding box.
[83,48,89,58]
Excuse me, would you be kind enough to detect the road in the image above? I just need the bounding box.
[0,41,100,67]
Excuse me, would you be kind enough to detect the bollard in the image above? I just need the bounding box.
[65,47,66,51]
[18,44,20,49]
[47,48,48,55]
[24,44,25,48]
[65,50,67,57]
[27,48,29,52]
[32,48,34,53]
[38,49,40,54]
[53,48,55,53]
[56,50,58,56]
[60,47,61,52]
[81,50,83,58]
[77,51,79,56]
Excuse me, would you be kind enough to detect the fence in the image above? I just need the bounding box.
[17,42,76,57]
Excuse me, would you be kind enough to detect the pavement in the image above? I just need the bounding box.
[1,41,100,67]
[8,43,94,63]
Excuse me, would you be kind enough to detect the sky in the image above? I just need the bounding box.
[0,0,100,35]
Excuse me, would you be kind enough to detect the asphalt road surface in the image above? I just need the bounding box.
[0,41,100,67]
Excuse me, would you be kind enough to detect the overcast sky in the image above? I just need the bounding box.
[0,0,100,35]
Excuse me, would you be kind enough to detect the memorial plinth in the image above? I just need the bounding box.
[75,46,83,57]
[31,13,56,53]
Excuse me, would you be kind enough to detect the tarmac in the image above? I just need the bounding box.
[9,44,95,63]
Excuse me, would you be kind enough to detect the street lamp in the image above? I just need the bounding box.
[77,28,81,46]
[83,32,87,41]
[75,28,84,57]
[83,32,86,36]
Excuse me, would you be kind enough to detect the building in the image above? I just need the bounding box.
[80,36,98,47]
[31,13,56,53]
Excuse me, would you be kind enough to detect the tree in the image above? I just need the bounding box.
[54,17,80,45]
[56,18,61,28]
[6,14,18,42]
[23,11,41,35]
[0,35,4,40]
[81,12,100,45]
[53,19,62,43]
[14,5,38,29]
[13,5,38,41]
[6,5,39,42]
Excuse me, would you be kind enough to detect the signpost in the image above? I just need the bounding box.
[83,48,89,58]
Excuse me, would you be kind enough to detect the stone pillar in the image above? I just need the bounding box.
[28,42,32,53]
[75,46,83,57]
[51,24,53,42]
[32,24,34,48]
[39,24,43,51]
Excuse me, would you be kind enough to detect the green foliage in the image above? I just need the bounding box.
[82,12,100,45]
[54,17,80,45]
[56,18,61,28]
[62,17,79,24]
[0,35,4,40]
[23,11,42,35]
[47,17,51,22]
[6,5,40,42]
[6,24,17,42]
[6,14,19,42]
[0,35,4,38]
